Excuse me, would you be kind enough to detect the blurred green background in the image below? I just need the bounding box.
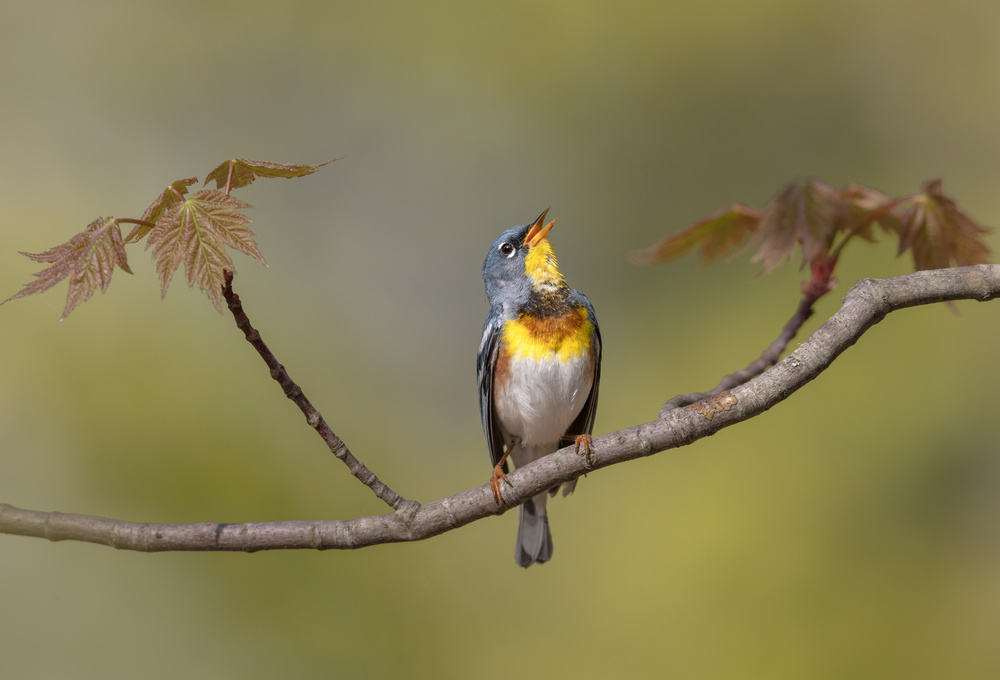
[2,0,1000,677]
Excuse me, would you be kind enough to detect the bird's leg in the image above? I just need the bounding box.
[489,441,516,507]
[574,434,593,470]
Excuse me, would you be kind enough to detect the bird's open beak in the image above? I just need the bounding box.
[523,209,556,247]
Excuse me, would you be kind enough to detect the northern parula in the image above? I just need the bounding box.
[477,210,602,567]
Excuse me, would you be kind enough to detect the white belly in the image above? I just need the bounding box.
[494,352,593,450]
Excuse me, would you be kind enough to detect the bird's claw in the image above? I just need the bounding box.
[574,434,593,470]
[489,464,512,507]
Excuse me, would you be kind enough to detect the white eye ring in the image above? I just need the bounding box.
[498,242,516,258]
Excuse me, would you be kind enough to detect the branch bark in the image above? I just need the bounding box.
[2,265,998,552]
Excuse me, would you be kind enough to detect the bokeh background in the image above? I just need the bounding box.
[2,1,1000,677]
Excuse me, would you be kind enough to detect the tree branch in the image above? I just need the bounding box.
[2,265,998,552]
[222,270,409,511]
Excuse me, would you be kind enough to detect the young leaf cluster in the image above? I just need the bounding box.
[3,158,335,320]
[629,178,992,294]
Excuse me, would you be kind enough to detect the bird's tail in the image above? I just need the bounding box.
[516,492,553,567]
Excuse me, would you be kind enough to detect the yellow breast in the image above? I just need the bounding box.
[501,305,593,362]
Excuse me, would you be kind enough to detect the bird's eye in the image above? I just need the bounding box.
[498,242,516,258]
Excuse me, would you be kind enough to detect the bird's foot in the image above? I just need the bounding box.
[574,434,593,470]
[489,464,512,507]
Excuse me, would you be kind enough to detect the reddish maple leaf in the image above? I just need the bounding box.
[627,204,762,266]
[146,189,267,313]
[893,179,991,271]
[4,158,333,319]
[751,178,850,274]
[205,158,338,193]
[3,217,132,321]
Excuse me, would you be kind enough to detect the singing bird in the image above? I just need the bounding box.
[477,210,601,567]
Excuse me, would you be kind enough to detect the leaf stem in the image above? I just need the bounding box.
[830,194,914,261]
[116,218,157,229]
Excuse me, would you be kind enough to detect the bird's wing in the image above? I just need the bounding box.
[477,305,509,469]
[565,293,601,440]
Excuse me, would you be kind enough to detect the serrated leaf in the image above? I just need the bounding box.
[2,217,132,321]
[752,178,849,274]
[125,177,198,244]
[894,179,991,271]
[204,158,338,192]
[627,205,762,266]
[145,189,266,312]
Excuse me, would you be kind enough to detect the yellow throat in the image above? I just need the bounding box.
[524,239,565,292]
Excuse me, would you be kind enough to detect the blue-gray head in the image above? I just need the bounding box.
[482,209,565,307]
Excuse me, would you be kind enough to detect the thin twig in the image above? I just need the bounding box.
[222,270,409,511]
[660,282,829,416]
